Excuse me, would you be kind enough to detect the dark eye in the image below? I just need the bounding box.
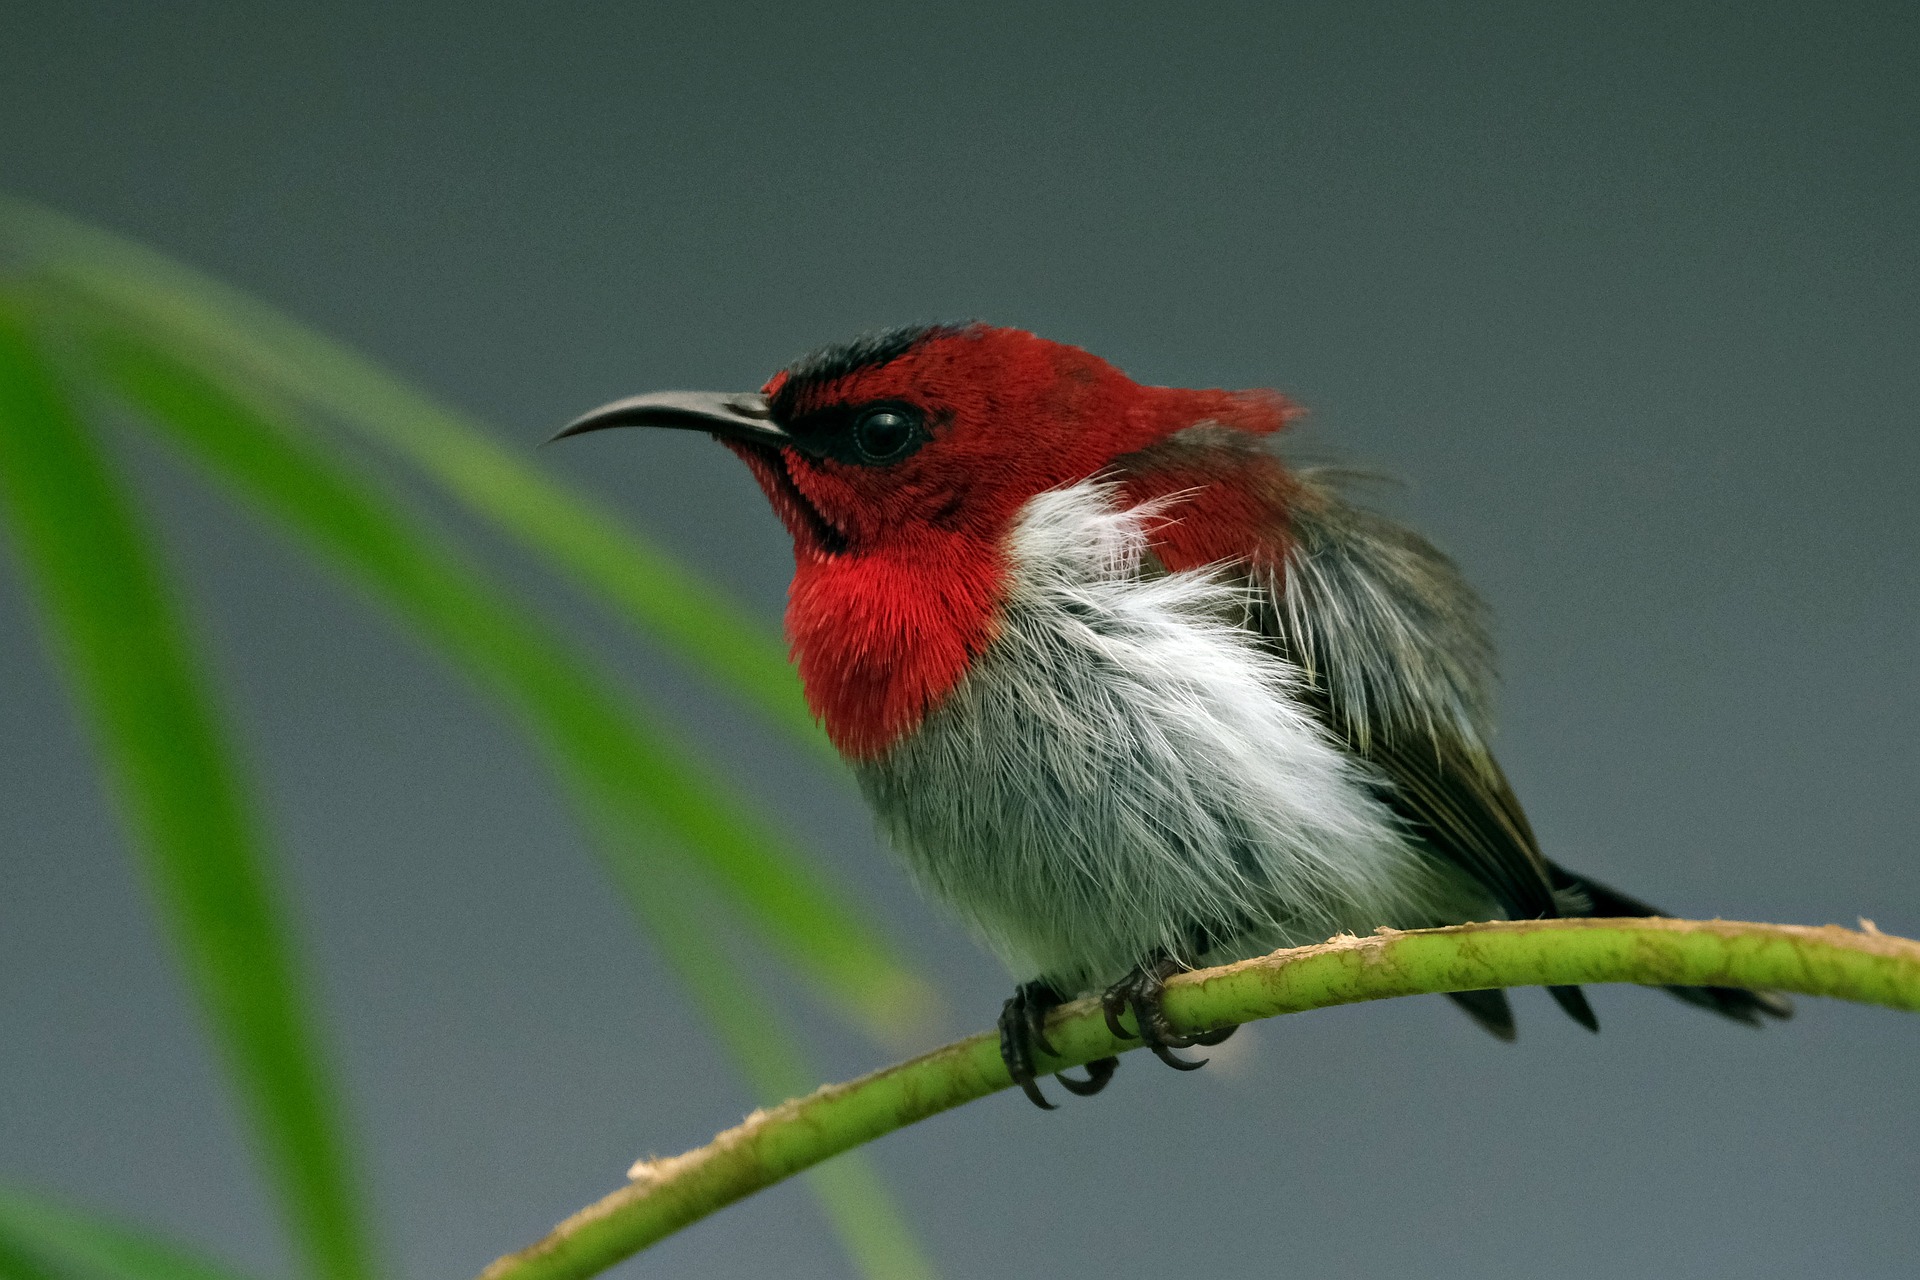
[851,406,922,463]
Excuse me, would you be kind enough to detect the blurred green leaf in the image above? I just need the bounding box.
[600,849,937,1280]
[0,1189,257,1280]
[0,195,827,755]
[80,315,926,1034]
[2,205,940,1279]
[0,303,378,1280]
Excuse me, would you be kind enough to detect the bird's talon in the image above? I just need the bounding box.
[1101,952,1212,1072]
[1023,998,1059,1059]
[1150,1043,1209,1071]
[1056,1055,1119,1096]
[1145,1014,1200,1049]
[1000,980,1084,1110]
[1018,1077,1058,1109]
[1101,991,1138,1041]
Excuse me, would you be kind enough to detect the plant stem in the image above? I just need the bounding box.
[479,917,1920,1280]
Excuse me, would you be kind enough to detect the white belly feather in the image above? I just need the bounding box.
[856,481,1468,992]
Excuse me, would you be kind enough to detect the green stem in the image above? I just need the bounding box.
[478,916,1920,1280]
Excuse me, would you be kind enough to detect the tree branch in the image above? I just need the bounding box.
[479,917,1920,1280]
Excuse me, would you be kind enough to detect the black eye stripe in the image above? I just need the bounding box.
[783,400,928,467]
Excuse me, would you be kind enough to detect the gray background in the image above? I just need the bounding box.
[3,2,1916,1277]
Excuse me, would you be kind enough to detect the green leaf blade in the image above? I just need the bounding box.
[0,195,827,754]
[610,862,938,1280]
[3,205,941,1277]
[0,1189,260,1280]
[0,305,378,1280]
[88,319,927,1033]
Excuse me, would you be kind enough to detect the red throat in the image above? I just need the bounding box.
[724,439,1000,759]
[788,528,1006,760]
[737,326,1299,759]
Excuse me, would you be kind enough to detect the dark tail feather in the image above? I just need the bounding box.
[1545,860,1795,1026]
[1548,984,1600,1032]
[1446,988,1517,1041]
[1448,984,1597,1036]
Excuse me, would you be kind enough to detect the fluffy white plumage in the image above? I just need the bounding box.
[856,480,1488,993]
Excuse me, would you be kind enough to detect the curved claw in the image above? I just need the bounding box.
[1101,952,1217,1071]
[1150,1027,1201,1050]
[1102,988,1138,1041]
[1149,1043,1209,1071]
[999,980,1071,1111]
[1017,1077,1058,1109]
[1023,994,1059,1060]
[1056,1055,1119,1096]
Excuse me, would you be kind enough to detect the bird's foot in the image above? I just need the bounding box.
[998,981,1062,1110]
[1053,1054,1120,1096]
[1100,953,1235,1070]
[998,981,1121,1109]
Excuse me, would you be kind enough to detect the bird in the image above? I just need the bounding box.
[557,323,1791,1108]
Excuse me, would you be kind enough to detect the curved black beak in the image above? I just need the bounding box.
[549,391,787,446]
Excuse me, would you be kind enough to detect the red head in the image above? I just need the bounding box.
[558,324,1298,757]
